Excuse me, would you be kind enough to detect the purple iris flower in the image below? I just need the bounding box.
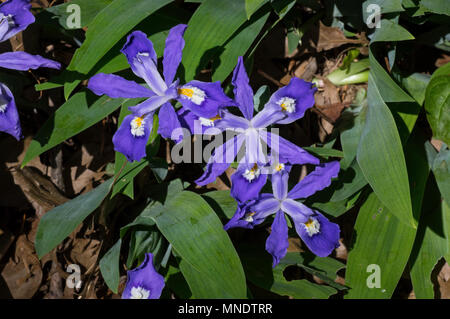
[0,0,61,140]
[195,56,319,188]
[224,161,341,267]
[122,253,165,299]
[88,25,233,162]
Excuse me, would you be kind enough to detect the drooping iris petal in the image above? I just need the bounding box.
[112,112,154,162]
[266,77,317,124]
[231,56,253,120]
[271,169,289,200]
[0,82,21,140]
[121,31,167,95]
[195,134,245,186]
[294,212,340,257]
[224,202,256,230]
[162,24,187,85]
[122,253,165,299]
[230,162,267,203]
[0,0,35,42]
[158,102,183,143]
[87,73,154,99]
[261,131,319,165]
[177,80,233,119]
[288,161,340,200]
[281,198,312,224]
[177,106,223,135]
[0,51,60,71]
[266,210,289,267]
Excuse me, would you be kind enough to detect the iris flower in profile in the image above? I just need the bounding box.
[0,0,61,140]
[195,56,319,194]
[224,161,341,267]
[88,25,233,162]
[122,253,165,299]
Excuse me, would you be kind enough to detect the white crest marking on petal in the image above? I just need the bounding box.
[243,164,260,182]
[130,286,150,299]
[130,116,146,137]
[277,97,296,113]
[178,86,206,105]
[303,217,320,237]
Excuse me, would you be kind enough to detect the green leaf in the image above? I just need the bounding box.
[425,75,450,145]
[432,146,450,206]
[410,175,449,298]
[99,239,122,294]
[22,92,126,167]
[421,0,450,16]
[239,245,337,298]
[146,191,247,298]
[44,0,112,29]
[211,7,270,82]
[182,0,249,81]
[35,179,113,258]
[345,192,417,298]
[245,0,268,19]
[302,146,344,158]
[253,85,271,112]
[202,190,238,220]
[371,19,415,43]
[64,0,172,98]
[357,74,414,227]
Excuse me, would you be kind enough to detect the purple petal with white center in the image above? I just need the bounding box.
[88,73,154,99]
[214,109,249,131]
[248,195,280,219]
[0,52,60,71]
[177,80,234,119]
[177,106,223,135]
[121,31,167,95]
[266,210,289,267]
[122,253,165,299]
[0,82,21,140]
[195,134,245,186]
[288,161,340,200]
[230,162,267,203]
[295,211,340,257]
[162,24,187,85]
[266,77,317,124]
[231,56,253,120]
[271,169,289,200]
[0,0,34,42]
[224,202,256,230]
[112,112,153,162]
[158,102,183,143]
[281,198,312,224]
[261,131,319,165]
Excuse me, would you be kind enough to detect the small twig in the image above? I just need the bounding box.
[110,159,128,190]
[257,69,283,87]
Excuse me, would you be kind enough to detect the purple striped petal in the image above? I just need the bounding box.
[231,162,267,203]
[281,199,312,224]
[112,112,154,162]
[177,80,234,119]
[266,210,289,267]
[122,253,165,299]
[163,24,187,85]
[266,77,317,124]
[157,102,183,143]
[251,106,286,128]
[261,132,319,165]
[195,134,245,186]
[121,31,167,95]
[0,82,21,140]
[231,56,253,120]
[288,161,340,200]
[244,128,266,164]
[0,0,34,42]
[271,169,289,200]
[0,52,60,71]
[177,106,223,135]
[214,109,249,131]
[128,94,173,117]
[295,212,340,257]
[88,73,154,99]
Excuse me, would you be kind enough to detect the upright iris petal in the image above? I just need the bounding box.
[0,0,35,43]
[224,161,341,267]
[122,253,165,299]
[87,25,232,161]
